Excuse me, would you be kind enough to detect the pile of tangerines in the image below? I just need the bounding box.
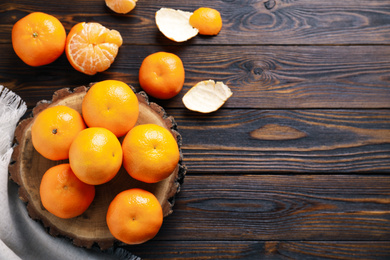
[11,1,223,246]
[31,79,180,245]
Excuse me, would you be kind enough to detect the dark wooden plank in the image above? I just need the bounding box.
[152,175,390,241]
[1,0,390,45]
[169,109,390,173]
[125,241,390,259]
[1,45,390,109]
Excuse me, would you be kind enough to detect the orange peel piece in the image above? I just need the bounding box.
[182,80,233,113]
[155,8,199,42]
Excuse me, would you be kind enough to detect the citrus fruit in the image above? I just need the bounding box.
[189,7,222,35]
[106,188,163,245]
[69,127,122,185]
[105,0,137,14]
[40,164,95,219]
[182,80,232,113]
[122,124,180,183]
[139,52,185,99]
[82,80,139,137]
[65,22,123,75]
[155,8,198,42]
[12,12,66,66]
[31,105,86,161]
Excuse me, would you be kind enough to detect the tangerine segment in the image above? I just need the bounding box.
[106,0,137,14]
[122,124,180,183]
[139,52,185,99]
[189,7,222,35]
[12,12,66,66]
[69,127,123,185]
[106,188,163,245]
[82,80,139,137]
[31,105,86,161]
[40,164,95,219]
[65,22,123,75]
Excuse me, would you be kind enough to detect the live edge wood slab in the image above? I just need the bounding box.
[9,86,186,249]
[2,0,390,259]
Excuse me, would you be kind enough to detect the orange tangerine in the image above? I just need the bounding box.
[31,105,86,161]
[82,80,139,137]
[105,0,137,14]
[139,52,185,99]
[106,188,163,244]
[189,7,222,35]
[69,127,123,185]
[12,12,66,66]
[65,22,122,75]
[122,124,180,183]
[40,164,95,219]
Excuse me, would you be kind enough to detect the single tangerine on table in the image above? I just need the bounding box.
[82,80,139,137]
[65,22,123,75]
[105,0,138,14]
[69,127,122,185]
[122,124,180,183]
[106,188,163,245]
[31,105,86,161]
[189,7,223,36]
[40,164,95,219]
[139,52,185,99]
[12,12,66,66]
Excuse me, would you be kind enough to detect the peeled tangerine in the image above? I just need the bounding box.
[155,8,199,42]
[105,0,137,14]
[182,80,233,113]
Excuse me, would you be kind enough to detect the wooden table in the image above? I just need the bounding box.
[1,0,390,259]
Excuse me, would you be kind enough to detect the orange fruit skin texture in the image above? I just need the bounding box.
[122,124,180,183]
[189,7,222,36]
[82,80,139,137]
[65,22,123,75]
[31,105,86,161]
[12,12,66,66]
[40,164,95,219]
[105,0,137,14]
[139,52,185,99]
[69,127,123,185]
[106,188,163,245]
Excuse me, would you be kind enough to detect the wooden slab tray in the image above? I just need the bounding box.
[9,86,186,250]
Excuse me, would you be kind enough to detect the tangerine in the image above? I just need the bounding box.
[105,0,138,14]
[82,80,139,137]
[65,22,123,75]
[40,164,95,219]
[106,188,163,245]
[122,124,180,183]
[139,52,185,99]
[31,105,86,161]
[12,12,66,66]
[69,127,122,185]
[189,7,222,35]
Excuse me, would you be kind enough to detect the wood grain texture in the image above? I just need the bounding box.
[1,0,390,45]
[1,0,390,258]
[1,45,390,109]
[126,241,390,259]
[151,175,390,241]
[170,109,390,173]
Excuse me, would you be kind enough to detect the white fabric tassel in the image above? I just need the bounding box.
[0,85,26,260]
[0,85,27,166]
